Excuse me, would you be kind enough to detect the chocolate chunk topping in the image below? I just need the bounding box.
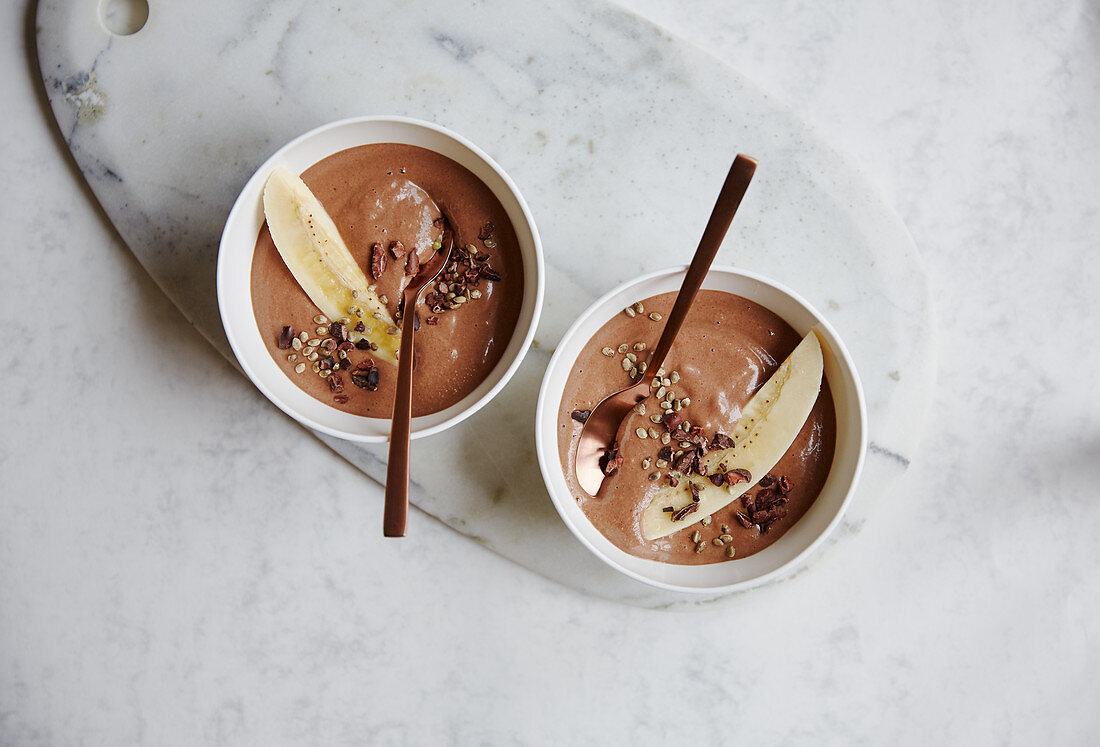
[370,242,387,279]
[570,409,591,424]
[389,240,407,259]
[277,325,294,350]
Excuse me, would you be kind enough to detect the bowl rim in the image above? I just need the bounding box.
[534,265,867,594]
[217,114,544,442]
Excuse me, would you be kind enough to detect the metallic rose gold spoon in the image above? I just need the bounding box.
[383,219,455,537]
[574,155,757,496]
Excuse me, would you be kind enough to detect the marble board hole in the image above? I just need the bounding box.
[98,0,149,36]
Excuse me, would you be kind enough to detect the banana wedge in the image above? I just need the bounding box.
[262,166,399,365]
[641,330,825,540]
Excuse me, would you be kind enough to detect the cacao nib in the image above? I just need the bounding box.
[599,441,623,477]
[711,432,734,450]
[725,468,752,486]
[661,412,683,432]
[570,409,591,424]
[662,506,675,512]
[759,474,776,488]
[777,476,791,494]
[389,240,407,259]
[332,395,349,405]
[350,362,380,391]
[337,341,354,352]
[735,510,754,529]
[426,316,439,326]
[709,473,725,487]
[329,321,347,342]
[478,221,495,240]
[673,451,695,474]
[354,321,365,333]
[657,445,673,462]
[688,482,700,502]
[319,356,335,371]
[370,242,387,279]
[355,339,373,350]
[671,502,699,522]
[479,265,502,281]
[683,430,710,455]
[277,325,294,350]
[667,475,679,488]
[405,250,420,278]
[327,374,344,394]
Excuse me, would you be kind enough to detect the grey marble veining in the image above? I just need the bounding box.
[34,0,932,604]
[3,0,1098,743]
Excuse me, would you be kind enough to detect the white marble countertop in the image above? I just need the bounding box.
[2,0,1097,744]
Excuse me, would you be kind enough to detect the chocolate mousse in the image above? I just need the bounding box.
[251,143,524,417]
[557,290,837,564]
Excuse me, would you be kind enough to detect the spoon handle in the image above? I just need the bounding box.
[383,294,419,537]
[644,155,757,379]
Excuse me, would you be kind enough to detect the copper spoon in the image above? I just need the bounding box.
[574,155,757,496]
[383,220,456,537]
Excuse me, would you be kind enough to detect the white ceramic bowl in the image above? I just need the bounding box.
[535,266,866,593]
[218,116,544,441]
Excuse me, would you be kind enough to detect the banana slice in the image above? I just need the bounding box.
[262,166,399,365]
[641,330,825,540]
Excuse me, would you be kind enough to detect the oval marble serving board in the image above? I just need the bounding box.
[36,0,934,607]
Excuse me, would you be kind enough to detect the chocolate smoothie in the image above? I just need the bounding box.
[251,144,524,416]
[557,290,836,564]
